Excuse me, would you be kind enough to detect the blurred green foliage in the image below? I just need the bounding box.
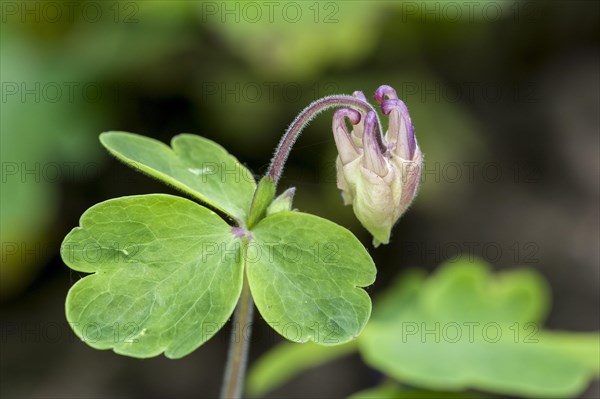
[361,260,599,397]
[247,259,599,398]
[1,1,194,299]
[203,1,382,79]
[1,26,104,299]
[348,386,487,399]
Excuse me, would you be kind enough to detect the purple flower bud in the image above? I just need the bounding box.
[333,85,422,246]
[374,84,398,104]
[332,108,361,165]
[361,112,388,177]
[383,98,416,160]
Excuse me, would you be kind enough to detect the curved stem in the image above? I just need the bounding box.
[266,94,384,186]
[220,272,254,399]
[220,94,383,397]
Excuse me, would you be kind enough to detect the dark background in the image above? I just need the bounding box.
[1,1,598,398]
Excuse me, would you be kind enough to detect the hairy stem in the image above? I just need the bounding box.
[220,93,383,397]
[266,94,383,186]
[220,272,254,399]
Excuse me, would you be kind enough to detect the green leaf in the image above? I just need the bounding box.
[246,341,357,397]
[349,386,488,399]
[247,212,376,345]
[61,194,243,359]
[535,332,600,374]
[266,187,296,217]
[247,176,275,228]
[99,132,256,223]
[360,259,600,398]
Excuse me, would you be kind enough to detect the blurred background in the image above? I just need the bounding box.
[1,0,598,398]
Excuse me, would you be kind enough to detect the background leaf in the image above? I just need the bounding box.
[100,132,256,223]
[204,1,383,79]
[360,259,600,398]
[246,341,356,397]
[349,386,488,399]
[61,194,243,359]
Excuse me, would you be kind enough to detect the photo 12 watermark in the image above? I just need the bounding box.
[398,1,543,24]
[1,1,139,24]
[197,81,340,104]
[399,240,541,264]
[2,241,54,264]
[1,162,100,184]
[396,80,540,104]
[1,81,137,104]
[200,240,340,265]
[0,321,143,344]
[200,1,339,24]
[320,160,541,186]
[400,321,540,344]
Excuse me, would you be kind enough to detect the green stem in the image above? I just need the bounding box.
[220,272,254,399]
[266,94,382,187]
[220,176,273,398]
[220,94,379,397]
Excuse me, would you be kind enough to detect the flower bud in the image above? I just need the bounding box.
[266,187,296,216]
[333,85,422,246]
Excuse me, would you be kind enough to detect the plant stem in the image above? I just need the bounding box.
[220,93,382,397]
[220,272,254,399]
[266,94,383,187]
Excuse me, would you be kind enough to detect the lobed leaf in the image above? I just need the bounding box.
[247,211,376,346]
[100,132,256,223]
[61,194,244,359]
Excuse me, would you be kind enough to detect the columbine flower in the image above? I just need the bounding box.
[333,85,422,246]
